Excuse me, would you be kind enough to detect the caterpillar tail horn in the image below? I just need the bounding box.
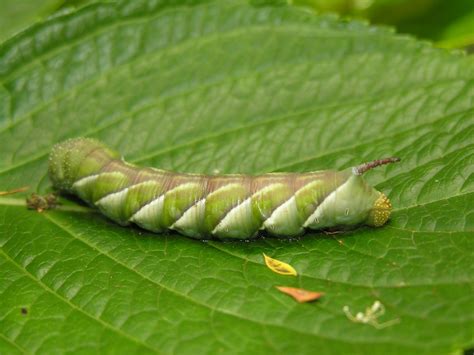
[353,157,401,176]
[352,157,400,227]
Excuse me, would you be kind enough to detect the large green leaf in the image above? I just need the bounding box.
[0,1,473,354]
[0,0,116,44]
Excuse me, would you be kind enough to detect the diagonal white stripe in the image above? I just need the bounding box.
[262,195,298,230]
[170,183,239,229]
[212,183,285,234]
[303,178,350,227]
[129,195,165,229]
[171,199,206,231]
[95,179,162,210]
[212,198,253,234]
[96,187,129,207]
[72,174,99,189]
[73,172,127,192]
[129,182,199,223]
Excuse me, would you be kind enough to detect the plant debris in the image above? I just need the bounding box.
[263,253,297,276]
[26,193,59,212]
[343,300,400,329]
[276,286,324,303]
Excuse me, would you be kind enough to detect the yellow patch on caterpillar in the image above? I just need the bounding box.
[366,193,391,227]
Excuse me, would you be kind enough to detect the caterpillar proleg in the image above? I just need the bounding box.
[48,138,399,239]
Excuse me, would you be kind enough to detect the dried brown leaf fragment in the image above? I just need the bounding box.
[276,286,324,303]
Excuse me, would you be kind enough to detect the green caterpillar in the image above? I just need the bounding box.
[48,138,398,239]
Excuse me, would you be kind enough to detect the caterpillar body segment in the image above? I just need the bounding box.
[48,138,396,239]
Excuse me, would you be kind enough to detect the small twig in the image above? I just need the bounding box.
[0,186,30,196]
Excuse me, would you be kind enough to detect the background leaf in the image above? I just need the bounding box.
[292,0,474,50]
[437,10,474,50]
[0,1,473,354]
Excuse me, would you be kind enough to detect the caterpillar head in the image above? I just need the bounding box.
[365,192,392,227]
[49,137,119,192]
